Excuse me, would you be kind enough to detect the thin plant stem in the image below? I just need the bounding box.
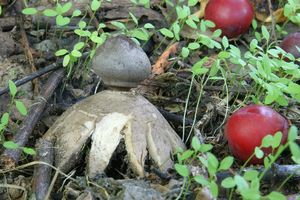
[182,75,194,142]
[175,177,186,200]
[185,74,210,143]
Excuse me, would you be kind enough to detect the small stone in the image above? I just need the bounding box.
[0,32,18,60]
[34,39,57,53]
[114,180,164,200]
[92,35,151,88]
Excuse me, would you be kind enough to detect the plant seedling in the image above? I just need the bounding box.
[225,105,289,164]
[204,0,254,38]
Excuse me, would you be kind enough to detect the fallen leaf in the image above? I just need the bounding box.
[152,42,179,75]
[265,8,287,23]
[256,8,287,23]
[195,0,209,18]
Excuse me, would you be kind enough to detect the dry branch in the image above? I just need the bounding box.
[33,139,54,200]
[0,68,65,169]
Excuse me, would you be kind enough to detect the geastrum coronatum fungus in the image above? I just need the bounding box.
[43,35,185,179]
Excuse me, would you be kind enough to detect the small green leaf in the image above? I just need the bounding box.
[199,156,208,167]
[72,9,81,17]
[240,188,261,200]
[91,0,101,11]
[90,35,103,44]
[212,29,222,38]
[78,21,87,29]
[23,147,36,155]
[255,147,264,159]
[172,21,180,41]
[221,36,229,49]
[131,29,149,41]
[264,156,271,168]
[186,18,197,29]
[3,141,19,149]
[234,175,249,191]
[144,23,155,29]
[111,21,126,30]
[71,49,82,58]
[15,100,27,116]
[207,152,219,176]
[22,7,38,15]
[1,113,9,126]
[192,57,209,75]
[129,12,138,25]
[188,42,200,50]
[250,39,258,51]
[63,54,70,67]
[200,144,213,152]
[290,142,300,164]
[200,20,206,32]
[218,51,230,59]
[261,135,274,148]
[56,15,70,26]
[181,47,189,58]
[43,9,57,17]
[204,20,215,28]
[288,125,298,142]
[219,156,234,170]
[252,19,257,29]
[286,82,300,95]
[221,177,236,188]
[191,136,201,151]
[209,61,220,77]
[55,49,68,56]
[261,25,270,41]
[188,0,198,6]
[174,164,189,177]
[77,30,91,37]
[209,181,219,198]
[159,28,174,38]
[180,150,194,161]
[272,131,282,149]
[250,177,260,190]
[55,3,63,14]
[61,2,72,14]
[8,80,17,97]
[243,170,259,181]
[74,42,85,50]
[194,175,209,186]
[267,191,287,200]
[176,5,190,19]
[192,66,209,75]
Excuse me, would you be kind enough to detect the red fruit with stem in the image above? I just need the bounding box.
[204,0,254,38]
[280,32,300,59]
[225,105,289,164]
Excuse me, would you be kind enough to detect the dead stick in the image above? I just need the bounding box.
[267,0,277,43]
[0,63,60,96]
[0,52,89,96]
[157,107,193,126]
[0,68,65,169]
[33,139,54,200]
[19,18,39,95]
[15,1,39,95]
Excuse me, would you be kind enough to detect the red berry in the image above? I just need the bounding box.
[280,32,300,59]
[225,105,289,164]
[204,0,254,38]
